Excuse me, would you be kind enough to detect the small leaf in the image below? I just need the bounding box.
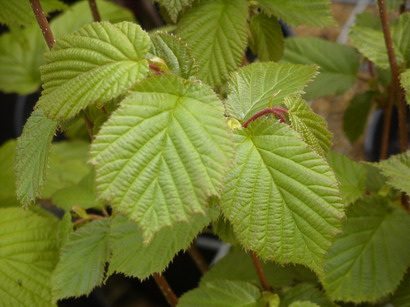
[37,21,150,121]
[178,280,262,307]
[280,283,336,307]
[225,62,317,121]
[177,0,248,87]
[249,13,284,62]
[323,196,410,303]
[52,218,111,300]
[401,69,410,104]
[155,0,194,23]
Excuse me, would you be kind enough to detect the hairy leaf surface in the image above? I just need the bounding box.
[37,21,150,121]
[374,151,410,194]
[226,63,317,121]
[323,196,410,303]
[221,119,344,273]
[177,0,248,87]
[156,0,194,22]
[91,75,233,241]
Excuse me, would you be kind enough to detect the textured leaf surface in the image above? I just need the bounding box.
[15,110,58,206]
[0,208,59,306]
[249,13,284,62]
[256,0,333,27]
[283,37,359,99]
[221,119,344,273]
[374,151,410,195]
[401,69,410,104]
[37,21,150,121]
[156,0,194,22]
[177,0,248,87]
[226,63,317,121]
[52,219,111,300]
[280,283,335,307]
[108,212,210,279]
[178,280,261,307]
[90,75,233,241]
[150,32,197,79]
[0,141,19,207]
[323,196,410,303]
[284,96,332,157]
[327,151,367,205]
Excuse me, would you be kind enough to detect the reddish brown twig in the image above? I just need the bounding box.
[149,62,164,75]
[242,107,288,128]
[152,273,178,307]
[29,0,55,49]
[187,245,208,274]
[88,0,101,22]
[251,251,270,291]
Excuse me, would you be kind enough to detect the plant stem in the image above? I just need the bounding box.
[378,0,408,159]
[187,245,208,274]
[29,0,55,49]
[88,0,101,22]
[242,107,288,128]
[152,273,178,307]
[251,251,270,291]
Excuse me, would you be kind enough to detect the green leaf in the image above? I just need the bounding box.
[327,151,367,205]
[0,140,19,207]
[343,92,374,143]
[221,119,344,274]
[52,218,111,300]
[0,207,59,306]
[280,284,335,307]
[90,74,234,242]
[150,32,198,79]
[284,96,332,157]
[390,273,410,307]
[374,151,410,195]
[178,280,262,307]
[177,0,248,87]
[226,62,317,121]
[255,0,333,27]
[323,196,410,303]
[156,0,194,23]
[401,69,410,104]
[288,302,320,307]
[57,212,73,249]
[249,13,284,62]
[392,13,410,65]
[37,21,150,121]
[282,37,359,100]
[15,109,58,206]
[108,212,211,279]
[212,216,239,245]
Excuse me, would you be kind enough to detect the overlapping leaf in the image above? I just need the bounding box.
[221,119,344,273]
[280,283,336,307]
[177,0,248,87]
[401,69,410,103]
[37,21,150,121]
[0,141,19,207]
[283,37,359,99]
[0,208,59,306]
[390,274,410,307]
[156,0,194,23]
[323,196,410,303]
[226,63,317,121]
[90,74,234,242]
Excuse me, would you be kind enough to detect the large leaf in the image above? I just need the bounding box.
[108,212,211,279]
[37,21,150,121]
[177,0,248,87]
[284,96,332,157]
[323,196,410,303]
[283,37,359,99]
[178,280,262,307]
[221,119,344,274]
[225,62,317,121]
[280,283,335,307]
[15,109,58,206]
[155,0,194,23]
[52,218,111,300]
[401,69,410,104]
[0,141,19,206]
[0,208,59,306]
[255,0,333,27]
[90,74,234,242]
[249,13,284,62]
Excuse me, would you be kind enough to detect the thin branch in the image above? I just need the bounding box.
[152,273,178,307]
[29,0,55,49]
[149,62,164,75]
[250,251,270,291]
[187,245,208,274]
[242,107,288,128]
[88,0,101,22]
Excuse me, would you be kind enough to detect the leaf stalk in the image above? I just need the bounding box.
[242,107,288,128]
[251,251,270,291]
[88,0,101,22]
[28,0,55,49]
[152,273,179,307]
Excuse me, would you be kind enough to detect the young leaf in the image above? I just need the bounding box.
[52,218,111,300]
[327,151,367,205]
[37,21,150,121]
[0,141,19,207]
[108,212,211,279]
[343,92,374,143]
[284,96,333,157]
[15,109,58,206]
[255,0,333,27]
[221,119,344,274]
[323,196,410,303]
[282,37,359,100]
[90,74,234,242]
[226,63,317,121]
[249,13,284,62]
[280,283,336,307]
[0,208,59,306]
[155,0,194,23]
[150,32,198,79]
[401,69,410,104]
[177,0,248,87]
[178,280,262,307]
